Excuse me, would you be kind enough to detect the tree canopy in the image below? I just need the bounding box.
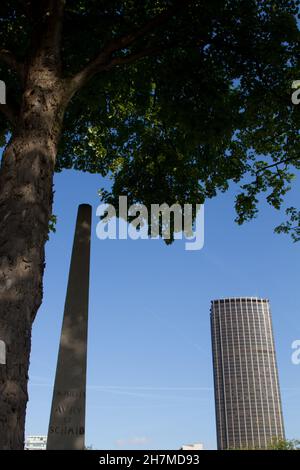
[0,0,299,238]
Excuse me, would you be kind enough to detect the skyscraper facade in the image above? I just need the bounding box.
[211,297,285,449]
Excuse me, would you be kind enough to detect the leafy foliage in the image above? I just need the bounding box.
[231,437,300,450]
[267,437,300,450]
[0,0,299,239]
[48,214,58,237]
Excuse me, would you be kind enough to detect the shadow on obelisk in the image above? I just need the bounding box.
[47,204,92,450]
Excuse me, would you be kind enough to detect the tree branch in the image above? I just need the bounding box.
[256,156,300,174]
[28,0,65,73]
[69,0,192,95]
[47,0,65,60]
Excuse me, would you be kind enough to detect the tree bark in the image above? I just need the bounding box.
[0,0,179,450]
[0,73,65,449]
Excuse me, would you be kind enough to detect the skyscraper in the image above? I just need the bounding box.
[210,297,285,450]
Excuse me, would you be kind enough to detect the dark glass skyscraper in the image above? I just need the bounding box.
[211,297,285,449]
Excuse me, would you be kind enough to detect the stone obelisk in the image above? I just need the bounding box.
[47,204,92,450]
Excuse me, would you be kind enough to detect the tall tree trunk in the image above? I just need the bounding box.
[0,77,65,449]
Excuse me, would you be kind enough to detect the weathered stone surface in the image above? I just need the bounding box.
[47,204,92,450]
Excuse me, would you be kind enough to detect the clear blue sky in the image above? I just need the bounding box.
[24,168,300,450]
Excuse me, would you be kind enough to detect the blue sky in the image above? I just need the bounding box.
[24,168,300,450]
